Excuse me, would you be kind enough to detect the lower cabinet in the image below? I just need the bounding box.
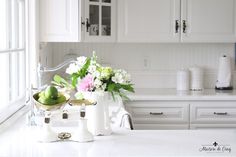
[126,100,236,130]
[125,101,189,130]
[190,124,236,130]
[190,101,236,129]
[134,124,189,130]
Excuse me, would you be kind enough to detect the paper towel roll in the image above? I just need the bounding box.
[189,66,204,91]
[176,70,190,91]
[216,55,232,88]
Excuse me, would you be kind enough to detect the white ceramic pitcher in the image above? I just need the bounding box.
[83,91,112,136]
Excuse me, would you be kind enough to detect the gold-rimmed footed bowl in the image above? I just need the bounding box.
[33,92,70,111]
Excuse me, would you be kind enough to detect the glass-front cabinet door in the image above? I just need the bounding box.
[84,0,116,42]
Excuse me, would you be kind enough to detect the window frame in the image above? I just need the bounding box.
[0,0,29,124]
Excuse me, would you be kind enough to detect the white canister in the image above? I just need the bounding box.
[189,66,204,91]
[176,69,190,91]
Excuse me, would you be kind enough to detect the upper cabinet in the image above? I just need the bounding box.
[181,0,236,42]
[117,0,236,43]
[40,0,236,43]
[83,0,116,42]
[40,0,81,42]
[40,0,116,42]
[118,0,181,42]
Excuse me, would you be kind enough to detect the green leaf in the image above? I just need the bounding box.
[79,58,91,78]
[53,75,62,83]
[107,83,115,92]
[119,92,130,101]
[71,74,79,88]
[51,81,62,87]
[54,75,68,85]
[120,84,135,93]
[52,74,73,88]
[75,92,84,100]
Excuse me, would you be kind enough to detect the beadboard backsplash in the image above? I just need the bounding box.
[40,43,235,89]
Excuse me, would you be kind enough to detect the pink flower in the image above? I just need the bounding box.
[78,74,94,92]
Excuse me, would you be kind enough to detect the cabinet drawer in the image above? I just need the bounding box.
[127,101,189,124]
[134,124,189,130]
[191,102,236,124]
[190,124,236,130]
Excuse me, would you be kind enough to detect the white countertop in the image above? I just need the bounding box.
[128,88,236,101]
[1,115,236,157]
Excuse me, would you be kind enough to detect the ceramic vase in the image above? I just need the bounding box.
[83,91,112,136]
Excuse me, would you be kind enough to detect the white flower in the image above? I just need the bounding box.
[94,70,101,79]
[112,69,131,84]
[66,56,88,75]
[112,73,123,84]
[94,78,102,88]
[88,65,97,74]
[124,73,131,83]
[76,56,87,67]
[66,63,80,75]
[100,67,112,80]
[101,83,107,91]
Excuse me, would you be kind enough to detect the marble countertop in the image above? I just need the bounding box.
[0,115,236,157]
[128,88,236,101]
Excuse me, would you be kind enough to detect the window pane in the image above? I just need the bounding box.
[18,0,25,48]
[102,6,111,36]
[0,0,26,122]
[18,51,26,98]
[11,0,19,49]
[0,53,9,110]
[89,5,99,36]
[10,52,19,101]
[0,0,7,50]
[102,0,111,3]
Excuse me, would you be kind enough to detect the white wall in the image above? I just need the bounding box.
[42,43,235,89]
[38,43,53,86]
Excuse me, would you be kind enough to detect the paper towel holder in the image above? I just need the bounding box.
[215,55,233,90]
[215,84,233,90]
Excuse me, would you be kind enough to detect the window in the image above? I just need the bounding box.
[0,0,27,123]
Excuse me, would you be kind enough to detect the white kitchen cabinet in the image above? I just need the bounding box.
[126,101,189,130]
[40,0,81,42]
[118,0,236,43]
[190,101,236,129]
[83,0,116,42]
[40,0,116,42]
[126,100,236,130]
[181,0,236,42]
[190,124,236,130]
[134,124,188,130]
[118,0,181,42]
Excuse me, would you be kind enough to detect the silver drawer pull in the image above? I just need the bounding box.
[150,112,163,116]
[213,112,228,115]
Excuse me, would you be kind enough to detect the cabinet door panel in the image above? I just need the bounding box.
[190,102,236,123]
[118,0,180,42]
[84,0,116,42]
[134,124,189,130]
[40,0,80,42]
[127,101,189,124]
[190,124,236,130]
[181,0,236,42]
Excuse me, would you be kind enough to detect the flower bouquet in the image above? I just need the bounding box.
[53,52,134,99]
[53,52,134,135]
